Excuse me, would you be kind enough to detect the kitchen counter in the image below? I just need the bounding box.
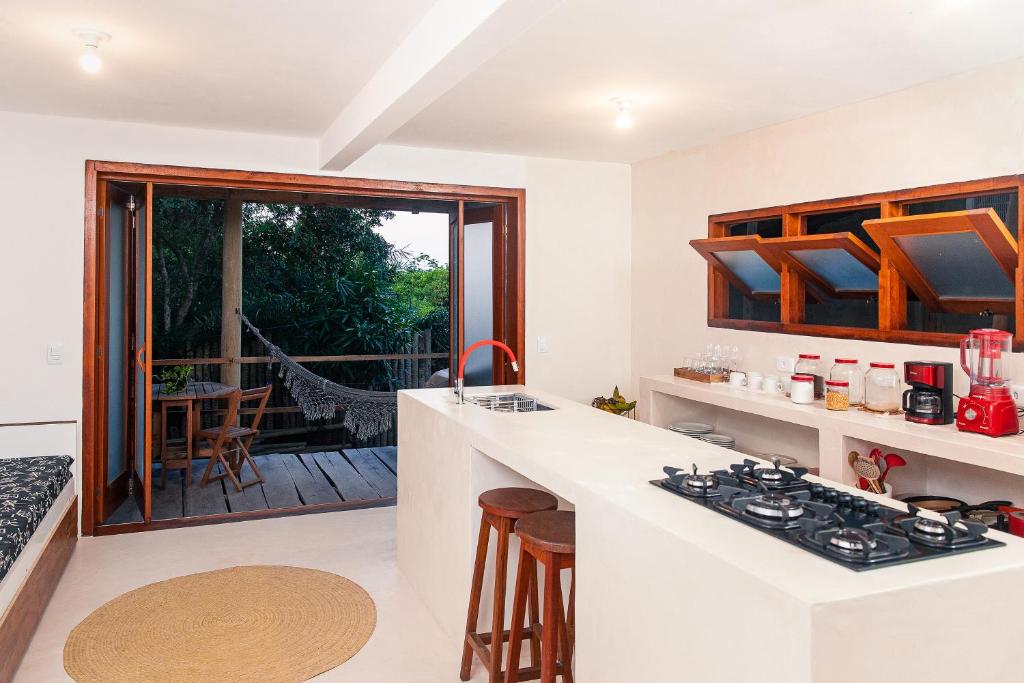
[397,386,1024,683]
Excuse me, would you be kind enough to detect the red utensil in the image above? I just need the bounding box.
[879,453,906,485]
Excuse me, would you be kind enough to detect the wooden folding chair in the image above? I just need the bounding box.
[198,385,272,492]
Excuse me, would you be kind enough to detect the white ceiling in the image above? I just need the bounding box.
[3,1,1024,163]
[389,0,1024,163]
[0,0,435,135]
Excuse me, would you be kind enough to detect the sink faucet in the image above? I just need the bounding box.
[455,339,520,404]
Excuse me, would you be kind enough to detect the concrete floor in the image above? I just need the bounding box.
[16,507,486,682]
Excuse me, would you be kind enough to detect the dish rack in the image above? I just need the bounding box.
[468,393,538,412]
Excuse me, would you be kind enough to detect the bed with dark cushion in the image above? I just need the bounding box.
[0,456,74,582]
[0,454,77,681]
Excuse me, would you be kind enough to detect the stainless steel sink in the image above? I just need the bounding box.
[466,392,556,412]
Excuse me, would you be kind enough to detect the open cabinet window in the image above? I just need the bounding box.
[700,175,1024,347]
[691,233,783,322]
[762,232,881,329]
[864,208,1018,335]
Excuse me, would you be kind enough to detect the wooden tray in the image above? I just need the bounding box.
[674,367,728,383]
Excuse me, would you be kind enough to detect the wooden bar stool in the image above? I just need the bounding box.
[505,510,575,683]
[461,487,559,683]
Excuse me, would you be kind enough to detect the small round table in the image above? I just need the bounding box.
[152,381,235,487]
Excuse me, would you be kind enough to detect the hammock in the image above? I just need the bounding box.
[240,313,396,440]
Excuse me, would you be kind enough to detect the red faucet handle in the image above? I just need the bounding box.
[457,339,519,379]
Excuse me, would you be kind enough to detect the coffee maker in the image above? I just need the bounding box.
[956,328,1020,437]
[903,361,954,425]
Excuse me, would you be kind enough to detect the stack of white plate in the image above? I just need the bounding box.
[699,433,737,450]
[667,421,713,438]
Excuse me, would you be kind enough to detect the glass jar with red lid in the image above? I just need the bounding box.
[829,358,864,406]
[825,380,850,411]
[790,374,816,405]
[794,354,825,399]
[864,362,901,414]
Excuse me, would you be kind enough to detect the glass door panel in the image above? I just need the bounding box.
[461,204,501,387]
[107,193,128,485]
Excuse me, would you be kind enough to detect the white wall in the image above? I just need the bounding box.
[0,111,630,470]
[631,57,1024,397]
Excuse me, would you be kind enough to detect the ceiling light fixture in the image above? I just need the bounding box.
[611,97,634,130]
[73,28,111,74]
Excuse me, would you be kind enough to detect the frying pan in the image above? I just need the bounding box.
[899,495,1012,514]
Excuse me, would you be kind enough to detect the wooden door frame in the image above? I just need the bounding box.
[81,160,527,535]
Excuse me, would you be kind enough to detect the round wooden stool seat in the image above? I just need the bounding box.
[515,510,575,555]
[462,488,558,682]
[478,487,558,519]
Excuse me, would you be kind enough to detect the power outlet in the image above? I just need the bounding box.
[1012,384,1024,408]
[536,335,548,353]
[776,356,796,374]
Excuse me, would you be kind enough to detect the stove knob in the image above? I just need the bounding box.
[852,498,867,512]
[809,483,824,498]
[824,488,838,502]
[866,501,881,516]
[837,492,852,506]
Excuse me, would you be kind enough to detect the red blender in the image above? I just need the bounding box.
[956,328,1020,437]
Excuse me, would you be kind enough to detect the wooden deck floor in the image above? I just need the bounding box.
[106,447,397,524]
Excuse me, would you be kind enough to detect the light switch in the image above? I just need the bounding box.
[536,335,548,353]
[47,343,64,365]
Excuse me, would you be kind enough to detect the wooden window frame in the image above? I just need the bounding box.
[863,208,1017,314]
[82,160,527,536]
[702,175,1024,349]
[760,233,881,300]
[690,235,784,301]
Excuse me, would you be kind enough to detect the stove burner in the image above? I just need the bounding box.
[746,493,805,520]
[828,527,877,555]
[896,505,990,550]
[714,486,833,531]
[799,519,912,565]
[661,465,722,499]
[913,517,949,538]
[721,457,809,492]
[683,476,716,492]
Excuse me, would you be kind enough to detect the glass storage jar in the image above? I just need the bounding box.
[825,380,850,411]
[794,354,825,399]
[830,358,864,406]
[790,374,815,405]
[864,362,901,414]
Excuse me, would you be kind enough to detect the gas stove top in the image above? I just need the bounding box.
[652,459,1005,571]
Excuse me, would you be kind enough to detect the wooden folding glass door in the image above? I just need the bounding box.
[454,201,519,387]
[97,180,153,525]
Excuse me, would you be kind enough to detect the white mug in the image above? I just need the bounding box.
[763,375,782,394]
[747,371,764,392]
[729,371,746,388]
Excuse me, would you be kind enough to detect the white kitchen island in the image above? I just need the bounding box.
[397,386,1024,683]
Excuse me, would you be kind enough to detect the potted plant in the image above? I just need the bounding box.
[157,365,193,394]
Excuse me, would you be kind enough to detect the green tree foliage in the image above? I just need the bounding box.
[152,198,449,391]
[152,198,224,353]
[393,255,448,320]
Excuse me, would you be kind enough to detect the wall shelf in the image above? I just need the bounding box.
[640,374,1024,487]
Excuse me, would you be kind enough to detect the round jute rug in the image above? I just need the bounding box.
[63,565,376,683]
